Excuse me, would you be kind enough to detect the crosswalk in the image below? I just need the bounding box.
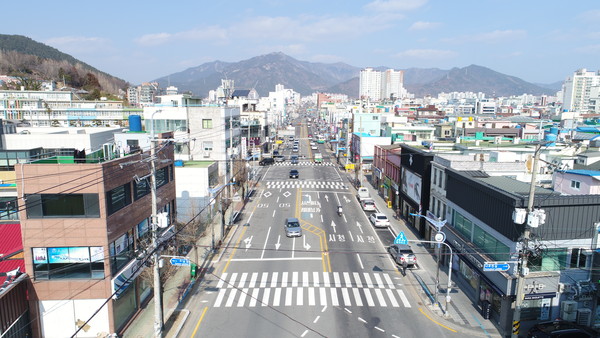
[273,161,335,166]
[266,181,347,190]
[211,271,411,308]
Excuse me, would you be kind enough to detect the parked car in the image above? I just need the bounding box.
[293,147,299,152]
[289,169,299,178]
[311,145,318,150]
[361,198,376,211]
[527,320,599,337]
[369,213,390,227]
[290,155,299,164]
[284,217,302,237]
[259,157,274,166]
[388,244,417,267]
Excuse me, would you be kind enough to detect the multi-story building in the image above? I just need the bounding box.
[359,68,382,100]
[359,68,406,101]
[562,68,600,114]
[127,82,160,107]
[17,138,176,337]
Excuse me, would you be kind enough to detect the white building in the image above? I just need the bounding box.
[359,68,382,100]
[360,68,406,101]
[562,68,600,113]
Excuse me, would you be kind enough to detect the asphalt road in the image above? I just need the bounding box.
[177,120,466,338]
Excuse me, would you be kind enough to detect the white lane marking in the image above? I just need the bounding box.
[333,272,341,287]
[249,272,258,288]
[363,273,374,288]
[392,335,401,338]
[397,289,411,308]
[313,316,320,324]
[383,273,395,289]
[352,288,364,307]
[341,288,352,306]
[225,289,237,307]
[292,271,299,287]
[321,214,323,223]
[353,272,363,288]
[363,288,375,306]
[348,231,354,242]
[260,272,268,288]
[356,253,364,269]
[343,272,352,288]
[273,288,282,306]
[301,330,309,337]
[272,210,276,217]
[375,326,385,332]
[292,237,296,258]
[308,287,316,306]
[297,287,304,306]
[313,271,320,287]
[330,288,339,306]
[386,289,400,307]
[238,273,248,288]
[374,273,385,288]
[358,317,367,324]
[213,288,227,307]
[216,273,227,288]
[303,271,309,287]
[323,272,331,287]
[285,288,293,306]
[344,307,352,314]
[282,272,288,288]
[320,288,327,306]
[271,272,279,288]
[321,305,327,312]
[262,288,271,307]
[374,289,387,307]
[228,273,238,288]
[249,288,260,307]
[237,288,248,307]
[231,257,322,262]
[261,227,271,259]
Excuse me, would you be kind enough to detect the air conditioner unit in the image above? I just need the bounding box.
[513,208,527,224]
[561,301,578,321]
[577,308,592,326]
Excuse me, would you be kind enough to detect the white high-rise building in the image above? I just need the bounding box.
[359,68,405,101]
[562,68,600,113]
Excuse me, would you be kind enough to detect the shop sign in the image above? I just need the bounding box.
[452,239,484,269]
[523,292,555,300]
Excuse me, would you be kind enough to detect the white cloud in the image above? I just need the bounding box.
[136,26,227,46]
[579,9,600,22]
[409,21,441,31]
[395,49,457,59]
[365,0,427,12]
[442,29,526,43]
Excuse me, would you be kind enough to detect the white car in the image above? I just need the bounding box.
[311,145,318,150]
[361,199,376,211]
[369,213,390,228]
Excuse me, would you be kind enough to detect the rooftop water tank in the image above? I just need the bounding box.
[129,115,142,132]
[544,133,557,146]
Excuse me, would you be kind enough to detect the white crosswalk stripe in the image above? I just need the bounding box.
[211,271,411,309]
[265,181,348,190]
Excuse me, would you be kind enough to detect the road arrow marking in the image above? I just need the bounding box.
[303,236,311,251]
[331,220,337,233]
[275,235,281,250]
[343,196,350,203]
[244,236,253,251]
[324,195,329,202]
[356,221,363,234]
[303,194,312,202]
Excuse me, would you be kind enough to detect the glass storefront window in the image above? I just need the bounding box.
[459,260,479,291]
[529,248,568,272]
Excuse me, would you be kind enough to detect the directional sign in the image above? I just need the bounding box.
[483,262,510,272]
[170,258,190,266]
[394,231,408,245]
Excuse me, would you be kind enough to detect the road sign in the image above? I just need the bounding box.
[394,231,408,245]
[170,258,190,266]
[483,262,510,271]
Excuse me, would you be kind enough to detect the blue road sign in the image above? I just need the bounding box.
[483,262,510,272]
[170,257,190,266]
[394,231,408,245]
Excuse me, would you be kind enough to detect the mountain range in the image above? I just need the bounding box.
[0,35,561,99]
[156,52,559,98]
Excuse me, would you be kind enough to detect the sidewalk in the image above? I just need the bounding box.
[347,168,502,338]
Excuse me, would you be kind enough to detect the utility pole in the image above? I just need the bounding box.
[512,143,543,338]
[150,113,163,338]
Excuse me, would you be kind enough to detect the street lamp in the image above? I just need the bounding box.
[150,109,164,338]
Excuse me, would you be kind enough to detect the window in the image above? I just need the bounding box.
[109,230,134,275]
[32,246,104,280]
[0,197,18,220]
[570,180,581,189]
[203,141,213,152]
[570,248,587,269]
[156,166,169,188]
[106,184,132,215]
[529,248,567,272]
[134,178,150,200]
[26,194,100,218]
[202,119,213,129]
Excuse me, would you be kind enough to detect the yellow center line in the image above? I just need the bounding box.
[418,307,457,333]
[191,306,208,337]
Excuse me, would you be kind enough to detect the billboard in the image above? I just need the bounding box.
[401,167,422,204]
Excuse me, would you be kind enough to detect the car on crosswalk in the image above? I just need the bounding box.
[369,213,390,227]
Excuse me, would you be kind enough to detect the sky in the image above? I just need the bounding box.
[5,0,600,86]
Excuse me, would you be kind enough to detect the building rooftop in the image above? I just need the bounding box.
[476,176,556,198]
[180,161,215,168]
[564,169,600,177]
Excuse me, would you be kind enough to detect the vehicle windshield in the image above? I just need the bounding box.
[376,215,387,220]
[287,222,300,228]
